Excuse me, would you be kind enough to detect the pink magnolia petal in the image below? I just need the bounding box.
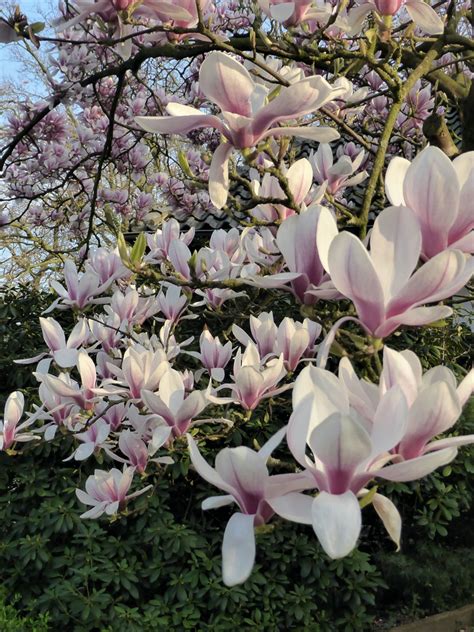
[398,382,461,458]
[202,495,235,510]
[135,113,224,136]
[209,142,233,209]
[328,232,385,335]
[262,125,340,143]
[286,159,313,204]
[424,435,474,452]
[187,434,235,494]
[385,157,409,206]
[200,52,254,117]
[377,447,457,482]
[253,76,339,135]
[375,305,453,338]
[403,146,457,257]
[215,446,268,500]
[370,206,421,299]
[387,250,472,316]
[404,0,444,34]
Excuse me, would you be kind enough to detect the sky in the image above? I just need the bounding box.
[0,0,55,83]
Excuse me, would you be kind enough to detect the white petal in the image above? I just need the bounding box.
[311,491,362,558]
[222,513,256,586]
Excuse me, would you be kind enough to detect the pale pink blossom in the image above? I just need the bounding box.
[0,392,38,451]
[187,428,310,585]
[338,0,444,35]
[212,343,290,410]
[76,466,152,519]
[324,206,474,338]
[309,144,368,196]
[141,368,209,436]
[269,365,461,558]
[339,346,474,460]
[275,205,339,304]
[385,146,474,259]
[187,330,233,382]
[136,52,343,208]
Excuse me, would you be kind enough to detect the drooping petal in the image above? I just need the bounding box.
[222,512,256,586]
[311,491,362,558]
[202,495,235,510]
[372,493,401,550]
[376,306,453,338]
[186,434,234,494]
[209,142,233,209]
[404,0,444,34]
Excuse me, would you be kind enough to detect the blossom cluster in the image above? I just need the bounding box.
[0,0,472,592]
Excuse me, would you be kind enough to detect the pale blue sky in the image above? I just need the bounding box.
[0,0,55,82]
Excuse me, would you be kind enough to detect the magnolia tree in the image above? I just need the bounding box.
[0,0,473,589]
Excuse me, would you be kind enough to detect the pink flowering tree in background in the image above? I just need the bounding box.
[0,0,473,621]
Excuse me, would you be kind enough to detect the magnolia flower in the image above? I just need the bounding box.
[187,428,311,585]
[76,466,152,519]
[213,343,290,410]
[145,219,195,263]
[36,351,117,411]
[67,419,111,461]
[385,146,474,259]
[156,284,189,324]
[275,205,339,304]
[339,346,474,460]
[141,368,209,436]
[233,312,321,371]
[108,288,160,326]
[187,330,233,382]
[86,247,130,285]
[136,52,343,208]
[15,317,89,368]
[0,392,38,451]
[324,206,474,338]
[257,0,331,26]
[338,0,444,36]
[108,346,169,400]
[269,365,461,558]
[115,427,173,473]
[309,144,368,196]
[46,260,111,312]
[249,158,319,223]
